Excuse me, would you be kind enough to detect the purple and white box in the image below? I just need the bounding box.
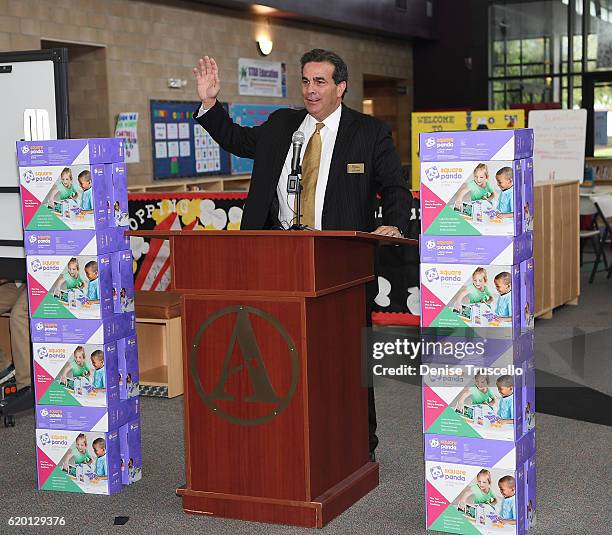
[36,428,123,495]
[19,163,109,230]
[107,163,129,227]
[419,129,534,162]
[420,234,533,266]
[420,159,523,236]
[117,335,139,400]
[30,312,135,345]
[425,431,536,534]
[17,138,124,167]
[119,419,142,485]
[522,158,534,233]
[420,258,534,335]
[33,342,119,409]
[27,254,114,319]
[36,396,140,432]
[24,227,127,256]
[111,250,135,313]
[422,334,536,441]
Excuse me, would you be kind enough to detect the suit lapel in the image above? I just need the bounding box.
[324,105,357,212]
[270,108,308,188]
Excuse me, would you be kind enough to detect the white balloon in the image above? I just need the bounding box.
[406,286,420,315]
[228,206,243,223]
[374,276,391,307]
[211,208,228,230]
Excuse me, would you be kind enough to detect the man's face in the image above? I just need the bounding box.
[301,61,346,121]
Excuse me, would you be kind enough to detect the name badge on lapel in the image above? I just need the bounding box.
[347,163,365,174]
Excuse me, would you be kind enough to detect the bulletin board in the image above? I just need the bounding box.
[150,100,231,180]
[229,103,288,175]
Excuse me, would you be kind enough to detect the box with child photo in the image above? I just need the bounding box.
[30,312,135,345]
[425,431,536,535]
[24,227,128,256]
[420,160,525,236]
[17,138,124,167]
[422,334,535,442]
[36,396,139,432]
[35,429,122,495]
[117,336,139,400]
[420,259,534,335]
[27,254,114,319]
[419,129,533,162]
[119,419,142,486]
[33,342,120,409]
[111,250,135,314]
[420,234,533,267]
[19,164,110,230]
[107,163,130,227]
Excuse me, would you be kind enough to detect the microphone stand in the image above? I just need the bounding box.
[288,164,309,230]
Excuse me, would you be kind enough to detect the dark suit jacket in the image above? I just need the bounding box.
[195,101,412,234]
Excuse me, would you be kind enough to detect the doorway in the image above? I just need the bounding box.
[362,74,411,164]
[583,71,612,158]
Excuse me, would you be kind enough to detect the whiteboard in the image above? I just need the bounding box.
[0,59,57,187]
[529,109,587,183]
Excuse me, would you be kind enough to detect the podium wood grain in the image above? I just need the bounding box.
[127,231,416,527]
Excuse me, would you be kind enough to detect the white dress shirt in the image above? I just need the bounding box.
[197,103,342,230]
[276,105,341,229]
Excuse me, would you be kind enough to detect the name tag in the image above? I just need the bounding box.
[347,163,365,174]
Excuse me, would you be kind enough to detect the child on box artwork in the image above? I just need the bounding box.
[91,350,106,390]
[84,260,100,304]
[496,375,514,424]
[78,170,94,211]
[451,267,493,312]
[457,469,497,512]
[92,437,108,480]
[495,167,514,218]
[52,257,85,302]
[455,372,497,412]
[60,345,91,385]
[51,167,78,202]
[454,163,495,211]
[494,271,512,321]
[62,433,93,470]
[498,475,517,525]
[64,257,85,290]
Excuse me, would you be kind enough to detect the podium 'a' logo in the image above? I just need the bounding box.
[190,305,299,426]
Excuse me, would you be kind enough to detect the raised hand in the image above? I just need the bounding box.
[193,56,221,109]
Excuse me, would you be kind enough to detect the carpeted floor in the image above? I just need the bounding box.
[0,270,610,534]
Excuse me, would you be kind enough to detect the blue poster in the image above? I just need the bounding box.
[150,100,230,180]
[229,103,288,175]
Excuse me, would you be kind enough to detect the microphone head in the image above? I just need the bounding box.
[292,131,305,145]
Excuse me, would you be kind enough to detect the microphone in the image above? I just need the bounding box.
[290,131,305,175]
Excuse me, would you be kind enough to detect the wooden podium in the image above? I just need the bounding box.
[132,230,415,528]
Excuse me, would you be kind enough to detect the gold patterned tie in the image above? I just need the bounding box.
[296,122,324,228]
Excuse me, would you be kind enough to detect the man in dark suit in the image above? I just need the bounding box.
[193,49,412,458]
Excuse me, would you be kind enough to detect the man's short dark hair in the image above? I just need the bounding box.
[300,49,348,94]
